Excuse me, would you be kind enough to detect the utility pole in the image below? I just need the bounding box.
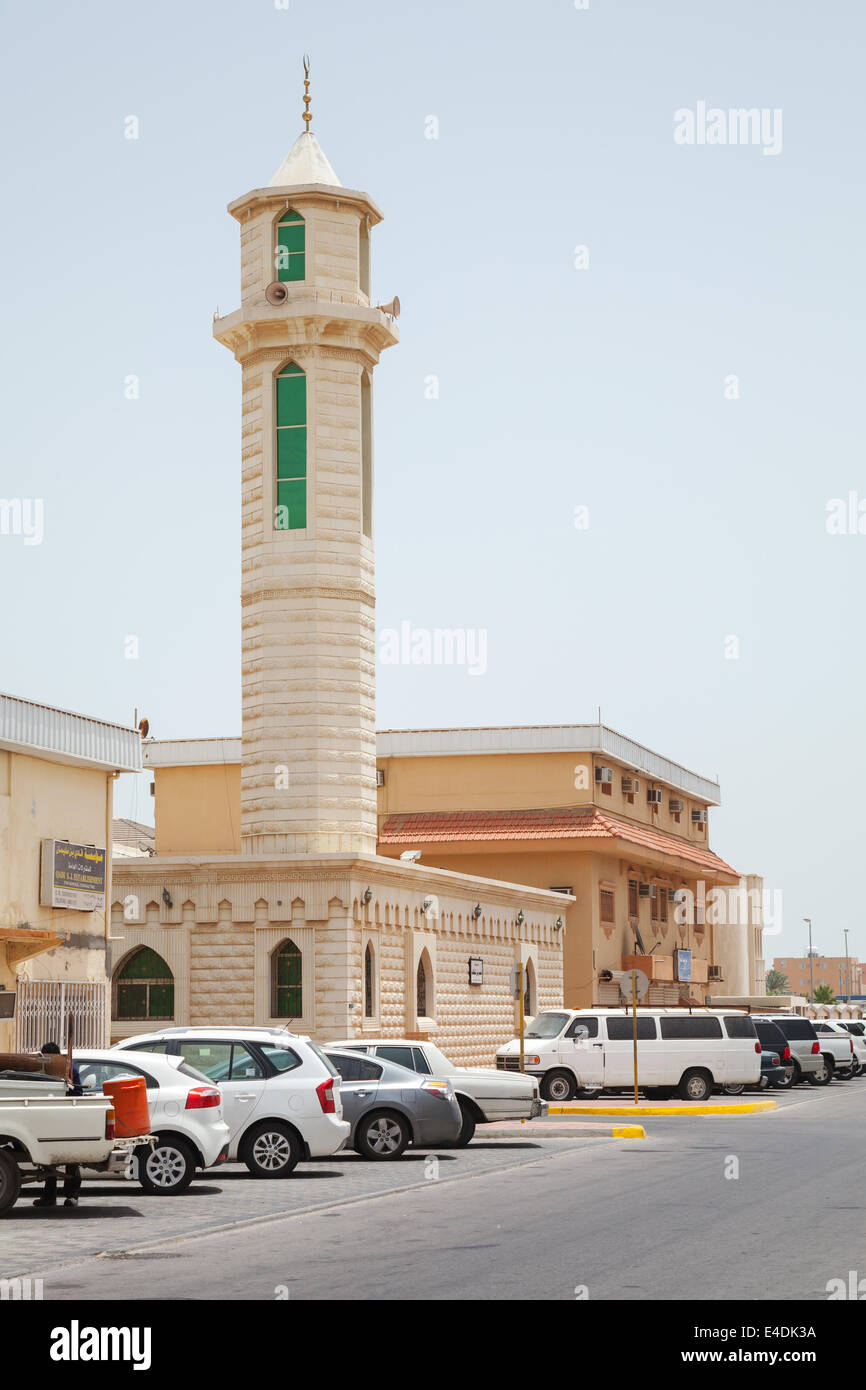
[843,929,851,1002]
[804,918,814,1000]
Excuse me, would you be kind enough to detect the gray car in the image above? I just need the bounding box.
[751,1015,823,1086]
[325,1049,462,1159]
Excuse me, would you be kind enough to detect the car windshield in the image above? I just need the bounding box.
[525,1012,570,1039]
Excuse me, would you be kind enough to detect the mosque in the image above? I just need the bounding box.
[111,70,566,1063]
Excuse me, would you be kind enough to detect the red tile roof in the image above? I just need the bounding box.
[378,806,739,877]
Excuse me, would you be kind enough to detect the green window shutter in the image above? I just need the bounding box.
[276,479,307,530]
[276,212,305,283]
[276,427,307,479]
[275,363,307,530]
[276,373,306,424]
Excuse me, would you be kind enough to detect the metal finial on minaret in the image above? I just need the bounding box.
[302,54,312,132]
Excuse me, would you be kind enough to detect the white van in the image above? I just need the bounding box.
[495,1008,762,1102]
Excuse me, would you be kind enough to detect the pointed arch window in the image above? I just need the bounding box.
[272,938,302,1019]
[276,208,305,283]
[364,942,375,1018]
[275,361,307,530]
[113,947,174,1021]
[417,952,432,1019]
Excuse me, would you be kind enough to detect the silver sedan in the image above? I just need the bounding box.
[324,1049,462,1159]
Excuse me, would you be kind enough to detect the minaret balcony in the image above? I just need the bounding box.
[213,296,398,362]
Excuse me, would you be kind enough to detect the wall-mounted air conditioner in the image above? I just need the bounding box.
[622,777,638,794]
[639,883,657,898]
[595,766,613,784]
[376,769,385,787]
[692,808,708,824]
[669,798,683,813]
[647,789,663,805]
[708,965,724,981]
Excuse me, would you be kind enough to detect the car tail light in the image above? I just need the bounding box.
[783,1045,791,1061]
[316,1078,336,1114]
[105,1107,115,1141]
[185,1086,221,1110]
[755,1042,761,1053]
[811,1041,820,1054]
[850,1039,855,1053]
[421,1080,452,1100]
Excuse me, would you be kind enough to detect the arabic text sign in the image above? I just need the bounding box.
[40,840,106,912]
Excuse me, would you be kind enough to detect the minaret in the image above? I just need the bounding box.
[214,61,397,856]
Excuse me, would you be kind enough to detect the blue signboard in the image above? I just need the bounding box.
[675,949,692,982]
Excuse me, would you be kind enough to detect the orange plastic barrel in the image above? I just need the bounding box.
[102,1076,150,1137]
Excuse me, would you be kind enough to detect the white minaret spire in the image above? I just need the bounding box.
[214,59,397,856]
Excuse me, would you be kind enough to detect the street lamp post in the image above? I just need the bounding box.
[843,928,851,1003]
[803,919,814,1001]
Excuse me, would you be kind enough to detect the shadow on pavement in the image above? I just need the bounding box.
[8,1205,145,1220]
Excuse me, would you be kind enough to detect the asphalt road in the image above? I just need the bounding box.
[19,1083,866,1300]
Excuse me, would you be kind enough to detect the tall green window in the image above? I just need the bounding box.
[114,947,174,1021]
[275,208,305,282]
[272,939,302,1019]
[275,360,307,530]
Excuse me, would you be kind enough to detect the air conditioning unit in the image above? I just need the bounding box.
[692,808,708,824]
[376,769,385,787]
[639,883,657,898]
[708,965,724,981]
[669,798,683,813]
[668,888,679,904]
[621,777,638,795]
[595,766,613,784]
[647,789,663,805]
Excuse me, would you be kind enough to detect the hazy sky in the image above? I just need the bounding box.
[1,0,863,963]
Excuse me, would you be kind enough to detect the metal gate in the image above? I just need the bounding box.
[14,980,109,1052]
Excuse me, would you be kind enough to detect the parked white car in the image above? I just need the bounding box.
[808,1020,859,1079]
[496,1008,762,1102]
[328,1038,546,1145]
[74,1049,230,1194]
[113,1028,349,1176]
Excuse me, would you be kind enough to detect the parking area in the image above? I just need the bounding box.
[1,1133,614,1281]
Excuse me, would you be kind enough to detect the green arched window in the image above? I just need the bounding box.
[276,208,305,282]
[114,947,174,1021]
[272,939,302,1019]
[275,360,306,530]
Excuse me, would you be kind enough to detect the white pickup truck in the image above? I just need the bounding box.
[0,1084,144,1214]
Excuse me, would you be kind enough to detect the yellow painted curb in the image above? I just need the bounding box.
[549,1100,777,1117]
[611,1125,646,1138]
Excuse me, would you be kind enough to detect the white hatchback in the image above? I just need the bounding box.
[113,1027,349,1176]
[74,1049,231,1194]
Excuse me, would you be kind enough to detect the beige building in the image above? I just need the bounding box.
[112,106,565,1063]
[773,954,862,1000]
[141,718,758,1013]
[0,692,141,1051]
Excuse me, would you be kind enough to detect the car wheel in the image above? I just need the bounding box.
[807,1056,833,1086]
[836,1068,854,1081]
[0,1150,21,1214]
[242,1122,300,1178]
[679,1070,711,1102]
[354,1111,410,1160]
[540,1070,576,1103]
[452,1101,476,1147]
[772,1064,794,1089]
[722,1083,745,1096]
[136,1136,196,1195]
